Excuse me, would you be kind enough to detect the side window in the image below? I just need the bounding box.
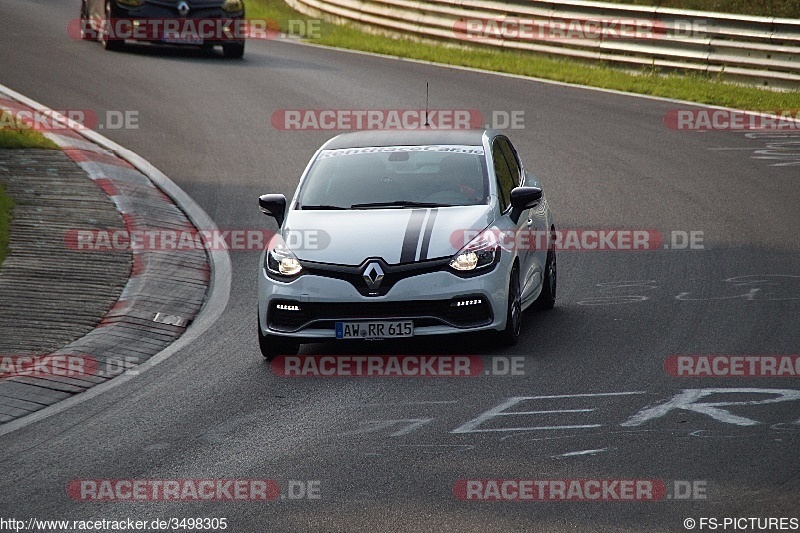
[492,140,515,212]
[497,138,522,185]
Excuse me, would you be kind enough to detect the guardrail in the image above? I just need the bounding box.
[284,0,800,90]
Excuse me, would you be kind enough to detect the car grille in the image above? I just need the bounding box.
[301,257,451,297]
[268,297,493,332]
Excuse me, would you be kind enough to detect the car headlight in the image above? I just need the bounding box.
[221,0,244,12]
[266,242,303,277]
[117,0,145,6]
[449,231,498,272]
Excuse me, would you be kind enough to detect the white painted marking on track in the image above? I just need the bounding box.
[519,392,647,400]
[556,448,607,457]
[340,418,433,437]
[396,444,474,453]
[512,409,594,415]
[451,392,645,433]
[622,389,800,427]
[500,433,578,442]
[361,401,459,406]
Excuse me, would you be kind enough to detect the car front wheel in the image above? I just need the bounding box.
[258,317,299,360]
[497,263,522,346]
[80,2,95,40]
[100,2,125,51]
[533,236,557,310]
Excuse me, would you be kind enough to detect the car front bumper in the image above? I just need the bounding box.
[257,253,512,342]
[106,2,245,45]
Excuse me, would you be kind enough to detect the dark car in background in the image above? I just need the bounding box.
[80,0,246,58]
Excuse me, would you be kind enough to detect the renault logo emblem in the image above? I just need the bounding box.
[363,262,384,290]
[177,1,190,16]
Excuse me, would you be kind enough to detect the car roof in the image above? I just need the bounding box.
[320,129,496,150]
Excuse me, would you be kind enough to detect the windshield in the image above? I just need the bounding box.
[295,145,488,209]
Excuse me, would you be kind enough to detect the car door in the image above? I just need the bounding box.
[493,137,546,303]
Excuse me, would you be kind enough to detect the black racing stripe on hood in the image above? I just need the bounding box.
[418,208,438,261]
[400,209,427,263]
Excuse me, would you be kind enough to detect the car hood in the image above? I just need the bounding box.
[282,205,495,266]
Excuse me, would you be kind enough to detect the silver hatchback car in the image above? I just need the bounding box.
[257,129,556,359]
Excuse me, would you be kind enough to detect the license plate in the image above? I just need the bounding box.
[335,321,413,339]
[164,32,203,45]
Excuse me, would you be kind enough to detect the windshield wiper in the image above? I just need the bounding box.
[299,204,348,210]
[350,201,453,209]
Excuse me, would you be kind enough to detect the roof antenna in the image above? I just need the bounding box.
[424,82,430,128]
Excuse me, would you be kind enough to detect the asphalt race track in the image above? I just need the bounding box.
[1,0,799,530]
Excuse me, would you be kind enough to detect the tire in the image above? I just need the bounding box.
[80,2,95,40]
[100,2,125,51]
[497,264,522,347]
[222,41,245,59]
[258,317,299,360]
[533,231,557,311]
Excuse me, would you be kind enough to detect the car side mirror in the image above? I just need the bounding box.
[259,194,287,226]
[509,186,542,222]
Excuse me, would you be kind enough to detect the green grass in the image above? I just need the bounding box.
[590,0,800,19]
[0,182,12,268]
[0,111,60,150]
[0,111,57,266]
[246,0,800,112]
